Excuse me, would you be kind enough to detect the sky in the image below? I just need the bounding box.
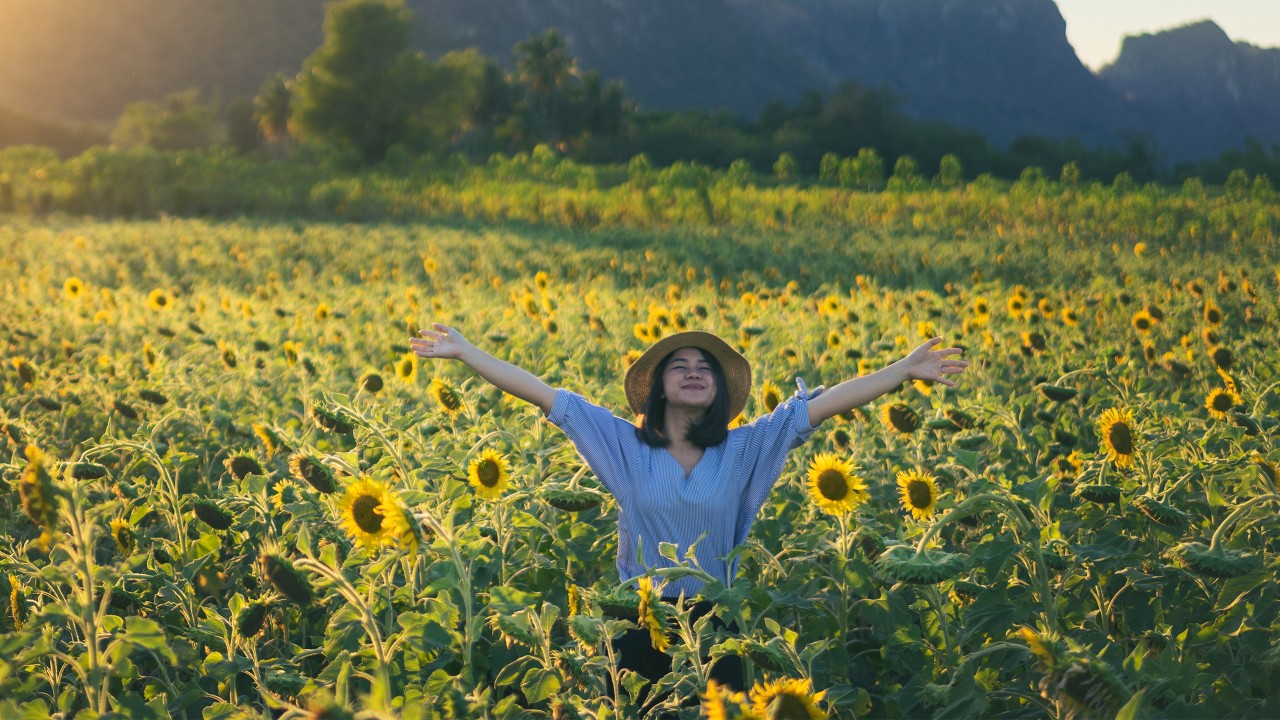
[1055,0,1280,70]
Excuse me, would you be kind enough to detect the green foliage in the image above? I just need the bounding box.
[225,98,261,155]
[773,152,798,181]
[937,153,964,187]
[291,0,430,163]
[110,88,221,151]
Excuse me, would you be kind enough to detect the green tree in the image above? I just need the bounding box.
[225,98,261,154]
[291,0,429,163]
[254,73,293,146]
[110,88,220,151]
[515,29,575,148]
[773,152,798,181]
[937,153,963,187]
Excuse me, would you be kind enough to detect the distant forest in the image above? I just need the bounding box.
[2,0,1277,186]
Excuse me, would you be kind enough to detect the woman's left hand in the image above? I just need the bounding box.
[903,337,969,387]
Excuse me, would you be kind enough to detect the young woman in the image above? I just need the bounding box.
[409,324,968,692]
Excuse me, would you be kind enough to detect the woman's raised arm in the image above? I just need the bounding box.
[409,323,557,414]
[805,337,968,427]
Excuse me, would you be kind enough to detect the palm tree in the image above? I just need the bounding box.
[515,28,575,147]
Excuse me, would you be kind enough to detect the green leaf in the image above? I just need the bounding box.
[1116,688,1146,720]
[658,541,680,563]
[121,617,177,663]
[487,586,539,614]
[296,523,313,556]
[620,668,649,703]
[520,667,562,704]
[495,656,536,687]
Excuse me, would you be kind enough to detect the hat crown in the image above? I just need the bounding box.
[624,331,751,420]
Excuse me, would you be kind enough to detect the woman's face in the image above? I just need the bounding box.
[662,347,717,411]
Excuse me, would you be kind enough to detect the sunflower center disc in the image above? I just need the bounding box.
[477,460,500,487]
[352,495,384,533]
[817,469,848,501]
[1108,423,1133,454]
[907,480,932,509]
[768,693,812,720]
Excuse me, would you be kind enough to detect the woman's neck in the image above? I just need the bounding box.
[662,406,705,448]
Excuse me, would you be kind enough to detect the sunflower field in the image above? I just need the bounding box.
[2,161,1280,719]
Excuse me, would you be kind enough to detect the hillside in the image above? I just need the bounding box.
[0,1,1276,161]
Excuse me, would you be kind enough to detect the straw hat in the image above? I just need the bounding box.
[624,331,751,418]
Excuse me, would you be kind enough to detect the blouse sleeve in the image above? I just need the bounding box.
[732,381,821,544]
[544,388,642,505]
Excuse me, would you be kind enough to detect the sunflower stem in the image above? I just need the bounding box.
[1208,493,1280,551]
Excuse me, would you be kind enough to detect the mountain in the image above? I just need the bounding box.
[0,1,1275,162]
[1100,20,1280,162]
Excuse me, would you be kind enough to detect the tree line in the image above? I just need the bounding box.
[44,0,1280,186]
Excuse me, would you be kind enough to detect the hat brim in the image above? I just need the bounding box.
[624,331,751,419]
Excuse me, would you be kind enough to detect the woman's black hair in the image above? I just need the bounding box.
[635,348,731,448]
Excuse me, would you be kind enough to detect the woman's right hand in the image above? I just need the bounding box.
[409,323,473,361]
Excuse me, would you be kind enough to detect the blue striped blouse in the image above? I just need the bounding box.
[545,382,820,599]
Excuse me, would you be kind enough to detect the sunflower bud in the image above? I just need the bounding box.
[112,399,139,419]
[1132,495,1189,530]
[876,545,968,585]
[542,486,604,512]
[139,389,169,406]
[237,599,270,636]
[192,499,234,530]
[1037,384,1077,402]
[68,461,108,480]
[288,453,338,495]
[1074,483,1121,505]
[311,404,354,435]
[19,445,58,533]
[1167,541,1260,578]
[35,396,62,411]
[225,454,265,481]
[263,554,313,605]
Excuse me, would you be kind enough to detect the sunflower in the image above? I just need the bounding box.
[1203,300,1222,326]
[429,377,463,415]
[359,371,384,394]
[972,296,991,321]
[1130,310,1155,334]
[880,402,920,435]
[761,380,782,413]
[1097,408,1136,468]
[1210,345,1232,371]
[338,477,398,549]
[1060,307,1079,327]
[395,352,418,385]
[1007,295,1026,317]
[105,517,133,555]
[282,340,301,367]
[806,453,868,516]
[1050,451,1083,480]
[896,469,939,520]
[749,677,826,720]
[379,500,419,552]
[1021,331,1047,355]
[636,575,669,652]
[147,289,173,311]
[1205,387,1241,420]
[468,448,509,501]
[64,277,85,300]
[828,427,851,450]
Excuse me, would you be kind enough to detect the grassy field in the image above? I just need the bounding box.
[2,200,1279,718]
